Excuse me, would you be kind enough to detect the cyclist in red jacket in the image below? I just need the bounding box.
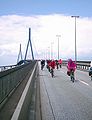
[58,59,62,68]
[49,59,56,69]
[49,59,56,77]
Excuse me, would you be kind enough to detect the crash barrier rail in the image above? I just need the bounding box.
[0,60,37,109]
[62,60,91,71]
[0,60,31,72]
[11,61,39,120]
[0,64,17,72]
[0,65,17,72]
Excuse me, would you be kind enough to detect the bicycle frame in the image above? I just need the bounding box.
[91,75,92,80]
[89,68,92,80]
[70,70,75,82]
[41,64,44,70]
[50,68,54,77]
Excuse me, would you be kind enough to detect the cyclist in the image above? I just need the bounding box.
[89,61,92,80]
[67,59,76,82]
[58,59,62,68]
[40,59,45,70]
[49,59,56,77]
[55,60,59,69]
[46,59,51,72]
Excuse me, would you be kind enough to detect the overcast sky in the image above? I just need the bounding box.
[0,0,92,65]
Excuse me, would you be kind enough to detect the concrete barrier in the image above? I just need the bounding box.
[0,61,36,108]
[11,62,38,120]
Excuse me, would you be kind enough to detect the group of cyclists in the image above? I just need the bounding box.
[40,59,76,81]
[40,59,92,82]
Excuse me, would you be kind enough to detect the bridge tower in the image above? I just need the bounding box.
[24,28,34,60]
[17,44,23,63]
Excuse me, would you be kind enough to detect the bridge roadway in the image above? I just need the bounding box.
[38,65,92,120]
[0,62,92,120]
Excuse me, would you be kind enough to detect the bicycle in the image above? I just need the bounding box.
[91,75,92,80]
[50,68,54,77]
[89,67,92,81]
[70,69,75,82]
[46,64,50,72]
[59,64,62,68]
[41,64,44,70]
[89,73,92,80]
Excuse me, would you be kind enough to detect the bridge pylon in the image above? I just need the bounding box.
[24,28,34,60]
[17,44,23,63]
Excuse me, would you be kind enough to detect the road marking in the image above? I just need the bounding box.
[79,80,89,86]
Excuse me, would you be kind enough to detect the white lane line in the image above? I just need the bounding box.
[79,80,89,86]
[58,68,90,86]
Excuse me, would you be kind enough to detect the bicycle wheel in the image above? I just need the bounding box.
[91,75,92,80]
[72,76,74,82]
[41,65,43,70]
[51,68,54,77]
[70,71,74,82]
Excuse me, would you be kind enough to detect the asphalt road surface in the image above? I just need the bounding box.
[39,65,92,120]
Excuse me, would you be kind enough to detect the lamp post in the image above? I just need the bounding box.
[48,47,50,59]
[51,42,54,59]
[71,16,79,63]
[56,35,61,60]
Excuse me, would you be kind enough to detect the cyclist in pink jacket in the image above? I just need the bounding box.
[67,59,76,81]
[67,59,76,72]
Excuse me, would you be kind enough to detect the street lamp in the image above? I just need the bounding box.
[51,42,54,59]
[56,35,61,59]
[47,47,50,59]
[71,16,79,63]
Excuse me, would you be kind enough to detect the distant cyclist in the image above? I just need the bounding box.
[67,59,76,82]
[49,59,56,77]
[55,60,59,69]
[89,61,92,80]
[58,59,62,68]
[46,59,51,72]
[40,60,45,70]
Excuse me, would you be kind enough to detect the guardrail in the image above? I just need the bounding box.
[62,60,91,71]
[0,60,37,109]
[76,61,91,71]
[0,60,31,72]
[0,65,17,72]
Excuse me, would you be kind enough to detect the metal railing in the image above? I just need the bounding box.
[0,65,17,72]
[0,60,37,107]
[62,60,91,71]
